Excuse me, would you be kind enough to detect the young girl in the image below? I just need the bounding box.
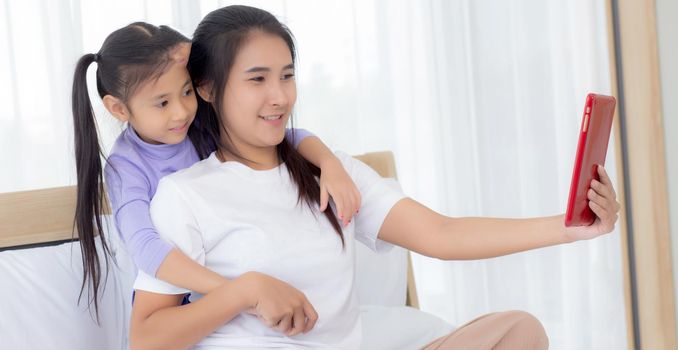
[129,5,619,350]
[71,22,361,316]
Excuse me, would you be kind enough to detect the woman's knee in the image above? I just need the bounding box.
[501,310,549,350]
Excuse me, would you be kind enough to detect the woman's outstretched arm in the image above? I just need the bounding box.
[378,165,620,260]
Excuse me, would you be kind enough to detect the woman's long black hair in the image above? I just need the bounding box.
[188,5,343,244]
[71,22,190,320]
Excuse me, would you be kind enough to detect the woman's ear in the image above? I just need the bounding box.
[197,84,214,102]
[102,95,130,122]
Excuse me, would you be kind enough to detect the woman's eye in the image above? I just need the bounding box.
[250,76,265,82]
[183,89,193,97]
[282,73,295,80]
[157,100,169,108]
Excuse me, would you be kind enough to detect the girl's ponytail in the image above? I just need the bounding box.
[71,53,111,321]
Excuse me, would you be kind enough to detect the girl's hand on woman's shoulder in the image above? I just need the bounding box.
[563,165,621,242]
[318,158,362,227]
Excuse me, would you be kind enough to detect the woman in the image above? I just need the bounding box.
[129,5,619,349]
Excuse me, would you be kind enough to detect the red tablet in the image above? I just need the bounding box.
[565,93,616,227]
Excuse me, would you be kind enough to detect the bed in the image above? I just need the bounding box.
[0,151,452,349]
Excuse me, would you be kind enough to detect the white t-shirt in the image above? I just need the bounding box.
[134,151,406,349]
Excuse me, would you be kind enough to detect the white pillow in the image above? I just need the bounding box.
[354,178,409,306]
[0,221,135,350]
[355,241,408,306]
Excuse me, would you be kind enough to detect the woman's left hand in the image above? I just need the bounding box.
[319,158,361,227]
[564,165,621,241]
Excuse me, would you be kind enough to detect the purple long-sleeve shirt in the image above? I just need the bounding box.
[104,126,312,276]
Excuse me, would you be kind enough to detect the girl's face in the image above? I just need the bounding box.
[125,43,197,145]
[219,31,296,154]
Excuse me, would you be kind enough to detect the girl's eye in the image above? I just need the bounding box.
[282,73,295,80]
[249,76,265,82]
[183,88,193,97]
[157,100,169,108]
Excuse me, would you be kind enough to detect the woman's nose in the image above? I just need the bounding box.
[268,81,289,108]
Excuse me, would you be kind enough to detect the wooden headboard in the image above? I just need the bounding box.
[1,186,77,248]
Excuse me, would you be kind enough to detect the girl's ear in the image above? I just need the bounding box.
[197,84,214,102]
[102,95,130,122]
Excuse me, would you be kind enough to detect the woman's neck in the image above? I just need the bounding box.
[216,145,279,170]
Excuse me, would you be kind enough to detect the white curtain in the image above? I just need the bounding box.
[1,0,626,348]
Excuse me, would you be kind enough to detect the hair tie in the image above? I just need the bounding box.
[93,53,100,62]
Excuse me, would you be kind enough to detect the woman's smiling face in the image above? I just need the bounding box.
[219,30,297,156]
